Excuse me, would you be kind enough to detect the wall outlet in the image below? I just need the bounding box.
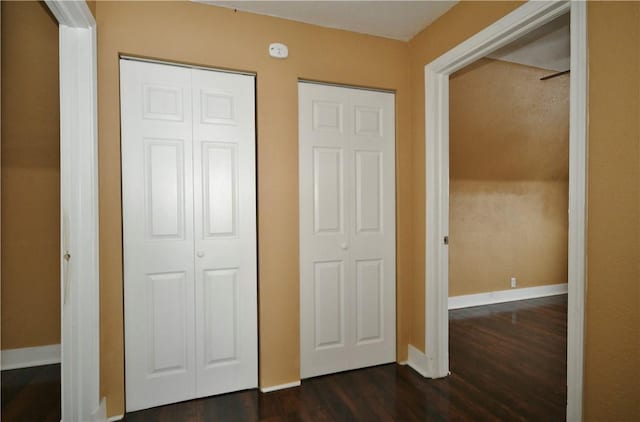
[510,277,517,289]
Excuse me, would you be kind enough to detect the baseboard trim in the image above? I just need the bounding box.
[448,283,568,310]
[106,415,124,422]
[260,380,301,393]
[1,344,61,370]
[407,345,429,377]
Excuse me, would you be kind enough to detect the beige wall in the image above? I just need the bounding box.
[449,58,569,296]
[1,1,60,350]
[410,1,640,420]
[95,1,413,416]
[584,2,640,420]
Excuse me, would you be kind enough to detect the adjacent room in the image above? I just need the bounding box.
[447,13,570,420]
[1,1,638,422]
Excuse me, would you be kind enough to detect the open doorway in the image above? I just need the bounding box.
[447,12,570,419]
[422,1,587,420]
[1,2,62,420]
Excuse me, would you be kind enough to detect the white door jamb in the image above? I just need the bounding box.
[44,1,103,421]
[423,2,586,421]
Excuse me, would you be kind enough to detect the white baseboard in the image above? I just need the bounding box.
[106,415,124,422]
[407,345,429,377]
[260,380,301,393]
[1,344,61,370]
[448,283,568,310]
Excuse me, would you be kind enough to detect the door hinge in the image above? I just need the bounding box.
[444,236,449,245]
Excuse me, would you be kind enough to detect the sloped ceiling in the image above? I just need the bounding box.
[488,13,570,72]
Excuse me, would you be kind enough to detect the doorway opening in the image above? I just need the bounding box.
[447,11,570,420]
[422,1,586,420]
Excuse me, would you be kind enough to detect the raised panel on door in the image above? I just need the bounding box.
[355,259,383,344]
[300,82,395,378]
[121,59,196,412]
[203,268,239,367]
[192,68,257,397]
[202,142,238,237]
[146,272,189,375]
[355,151,383,234]
[144,140,185,239]
[313,147,344,234]
[313,261,345,349]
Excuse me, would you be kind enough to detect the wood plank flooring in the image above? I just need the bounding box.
[1,294,567,421]
[1,363,60,422]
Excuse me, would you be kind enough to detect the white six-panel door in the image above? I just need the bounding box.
[121,59,257,412]
[299,82,396,378]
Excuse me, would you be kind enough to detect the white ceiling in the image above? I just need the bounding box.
[488,13,570,72]
[199,1,458,41]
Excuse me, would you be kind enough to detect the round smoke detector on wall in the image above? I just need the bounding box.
[269,43,289,59]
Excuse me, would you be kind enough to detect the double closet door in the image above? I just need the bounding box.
[120,59,257,412]
[299,82,396,378]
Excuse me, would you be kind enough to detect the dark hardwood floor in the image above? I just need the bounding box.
[1,363,60,422]
[1,295,567,421]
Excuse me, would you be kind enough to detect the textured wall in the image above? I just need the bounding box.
[449,58,568,296]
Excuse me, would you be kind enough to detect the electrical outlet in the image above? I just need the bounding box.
[510,277,517,289]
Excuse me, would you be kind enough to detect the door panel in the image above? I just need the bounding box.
[203,268,239,366]
[202,142,237,237]
[355,259,383,345]
[313,148,344,234]
[146,271,188,375]
[313,260,345,349]
[355,151,383,233]
[299,82,396,378]
[122,59,257,411]
[145,140,185,239]
[121,59,196,411]
[192,68,257,398]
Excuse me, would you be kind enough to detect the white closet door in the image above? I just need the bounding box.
[121,59,196,411]
[299,82,396,378]
[122,59,257,412]
[191,69,257,396]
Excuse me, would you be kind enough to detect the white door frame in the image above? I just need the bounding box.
[43,1,102,421]
[422,1,586,421]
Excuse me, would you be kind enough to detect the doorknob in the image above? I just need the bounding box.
[340,242,349,250]
[197,251,205,258]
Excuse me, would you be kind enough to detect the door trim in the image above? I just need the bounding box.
[119,55,256,77]
[422,1,586,421]
[44,1,102,420]
[298,78,395,94]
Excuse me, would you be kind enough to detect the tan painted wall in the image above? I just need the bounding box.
[95,1,412,416]
[584,2,640,420]
[449,58,568,296]
[1,1,60,350]
[410,1,640,420]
